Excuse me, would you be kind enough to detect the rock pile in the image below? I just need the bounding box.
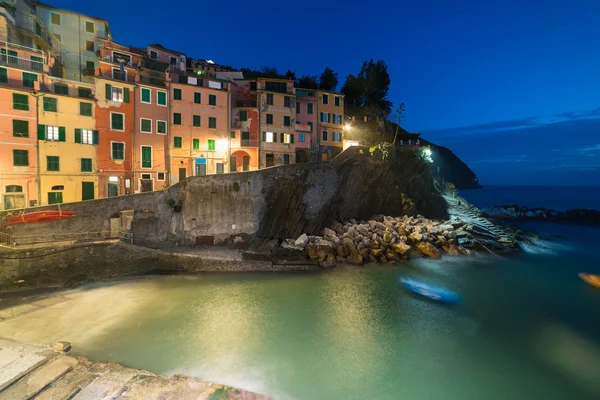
[482,205,600,225]
[285,215,477,267]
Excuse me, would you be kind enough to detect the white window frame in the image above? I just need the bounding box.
[85,20,95,34]
[156,120,167,135]
[157,90,167,107]
[110,141,125,160]
[157,172,165,181]
[265,131,275,143]
[81,129,93,144]
[110,112,125,131]
[46,126,59,141]
[112,86,124,102]
[140,87,151,104]
[140,145,152,169]
[140,118,152,133]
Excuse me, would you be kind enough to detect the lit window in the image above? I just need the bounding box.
[46,126,59,141]
[265,131,274,143]
[81,129,93,144]
[112,87,123,102]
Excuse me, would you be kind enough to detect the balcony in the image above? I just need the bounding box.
[0,54,46,73]
[138,74,165,87]
[231,138,259,148]
[140,58,169,73]
[111,71,128,82]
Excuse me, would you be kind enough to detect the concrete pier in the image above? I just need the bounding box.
[0,337,269,399]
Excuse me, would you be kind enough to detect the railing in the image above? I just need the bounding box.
[0,230,129,248]
[0,54,46,73]
[231,138,259,148]
[139,74,165,87]
[141,58,169,73]
[234,100,258,108]
[112,71,127,81]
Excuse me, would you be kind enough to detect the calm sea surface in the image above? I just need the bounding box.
[0,186,599,399]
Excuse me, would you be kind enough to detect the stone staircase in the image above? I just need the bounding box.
[443,190,515,248]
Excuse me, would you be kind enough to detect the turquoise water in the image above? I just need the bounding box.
[1,222,599,399]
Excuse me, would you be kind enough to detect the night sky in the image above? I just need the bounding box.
[47,0,600,186]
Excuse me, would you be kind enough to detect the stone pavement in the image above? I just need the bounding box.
[0,337,269,400]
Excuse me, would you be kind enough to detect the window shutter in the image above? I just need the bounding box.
[74,128,81,143]
[262,131,266,142]
[93,130,99,144]
[123,87,130,103]
[58,126,66,142]
[290,134,294,144]
[37,124,45,140]
[280,133,284,143]
[273,133,277,143]
[105,83,112,100]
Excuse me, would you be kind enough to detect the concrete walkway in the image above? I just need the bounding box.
[0,338,269,400]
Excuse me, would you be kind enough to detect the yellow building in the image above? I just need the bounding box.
[316,90,345,160]
[37,77,98,204]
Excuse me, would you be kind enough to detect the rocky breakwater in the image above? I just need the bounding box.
[482,205,600,225]
[284,215,493,267]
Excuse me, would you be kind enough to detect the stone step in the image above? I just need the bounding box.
[0,346,50,392]
[34,363,96,400]
[71,365,137,400]
[0,355,78,398]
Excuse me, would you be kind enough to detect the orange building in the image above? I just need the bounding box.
[0,43,47,209]
[230,80,259,171]
[316,89,345,160]
[94,41,136,198]
[169,72,230,181]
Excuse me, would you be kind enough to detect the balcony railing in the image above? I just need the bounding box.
[232,138,259,148]
[112,71,128,81]
[0,54,46,73]
[139,74,165,87]
[140,58,169,73]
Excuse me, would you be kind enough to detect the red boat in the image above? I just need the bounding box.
[2,211,78,226]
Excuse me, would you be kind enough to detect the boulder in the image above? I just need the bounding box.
[408,248,423,258]
[370,214,385,223]
[408,232,423,243]
[442,246,461,255]
[370,248,384,257]
[455,230,469,238]
[438,224,454,232]
[51,341,72,352]
[319,253,336,267]
[331,221,344,235]
[383,232,392,243]
[458,246,473,256]
[391,242,411,255]
[315,239,335,259]
[347,253,364,265]
[357,225,370,237]
[335,245,348,257]
[294,233,309,249]
[322,227,337,239]
[416,242,442,259]
[336,255,347,262]
[306,243,319,260]
[385,249,398,261]
[342,237,359,256]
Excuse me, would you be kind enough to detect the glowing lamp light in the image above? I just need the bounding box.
[422,147,433,163]
[424,148,432,157]
[216,139,228,152]
[344,124,351,131]
[343,140,359,151]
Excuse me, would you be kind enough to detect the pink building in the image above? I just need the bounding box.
[295,88,317,163]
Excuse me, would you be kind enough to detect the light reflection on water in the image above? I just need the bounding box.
[0,226,599,399]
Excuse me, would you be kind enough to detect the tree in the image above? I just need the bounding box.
[341,59,392,117]
[260,66,280,78]
[296,75,319,89]
[285,69,296,82]
[391,103,406,144]
[319,67,338,91]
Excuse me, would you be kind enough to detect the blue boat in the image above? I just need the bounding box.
[399,277,462,304]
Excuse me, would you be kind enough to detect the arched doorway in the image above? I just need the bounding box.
[230,150,251,172]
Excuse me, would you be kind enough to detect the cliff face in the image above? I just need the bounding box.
[421,139,482,189]
[256,147,448,240]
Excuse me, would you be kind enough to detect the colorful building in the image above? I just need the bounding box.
[37,75,97,204]
[230,79,259,171]
[94,40,136,198]
[294,88,317,163]
[0,42,47,209]
[35,1,111,83]
[316,90,345,160]
[169,70,230,181]
[257,77,296,167]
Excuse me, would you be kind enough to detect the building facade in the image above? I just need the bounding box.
[37,75,97,204]
[230,80,259,171]
[294,88,317,163]
[316,90,344,160]
[94,42,136,198]
[257,77,296,168]
[35,1,110,83]
[169,71,230,182]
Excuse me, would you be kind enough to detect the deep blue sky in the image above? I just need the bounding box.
[48,0,600,186]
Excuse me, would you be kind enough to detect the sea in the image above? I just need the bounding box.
[0,185,599,399]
